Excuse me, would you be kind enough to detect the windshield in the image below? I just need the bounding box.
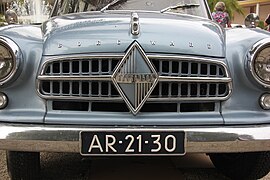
[51,0,209,18]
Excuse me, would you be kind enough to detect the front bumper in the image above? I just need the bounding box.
[0,123,270,153]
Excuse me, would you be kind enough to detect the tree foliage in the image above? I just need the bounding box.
[207,0,244,20]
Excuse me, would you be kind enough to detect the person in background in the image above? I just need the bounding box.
[5,9,18,24]
[212,1,231,28]
[264,14,270,31]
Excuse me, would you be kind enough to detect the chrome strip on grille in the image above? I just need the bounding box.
[37,55,232,102]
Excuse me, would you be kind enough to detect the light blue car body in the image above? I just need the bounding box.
[0,0,269,156]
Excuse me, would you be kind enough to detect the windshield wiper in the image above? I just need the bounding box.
[160,3,200,13]
[100,0,126,12]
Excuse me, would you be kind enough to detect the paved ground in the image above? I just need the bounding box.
[0,151,269,180]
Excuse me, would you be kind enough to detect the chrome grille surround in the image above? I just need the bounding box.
[37,54,232,107]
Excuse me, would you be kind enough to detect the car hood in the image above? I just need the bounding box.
[42,11,225,57]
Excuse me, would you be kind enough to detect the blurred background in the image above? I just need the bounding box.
[0,0,54,24]
[0,1,269,30]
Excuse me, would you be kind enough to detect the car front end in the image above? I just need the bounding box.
[0,0,270,179]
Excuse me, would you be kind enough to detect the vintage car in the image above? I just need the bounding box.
[0,0,270,179]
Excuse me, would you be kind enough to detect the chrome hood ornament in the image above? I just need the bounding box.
[131,12,140,35]
[112,42,158,115]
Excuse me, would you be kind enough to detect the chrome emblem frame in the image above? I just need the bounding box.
[112,41,158,115]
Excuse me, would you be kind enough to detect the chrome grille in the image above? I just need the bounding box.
[37,55,232,108]
[44,57,120,76]
[151,82,228,98]
[151,59,225,77]
[40,81,119,97]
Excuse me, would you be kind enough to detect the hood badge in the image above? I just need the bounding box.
[131,12,140,35]
[112,42,158,115]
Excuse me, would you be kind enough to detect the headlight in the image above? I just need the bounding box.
[0,37,21,86]
[249,38,270,88]
[0,44,14,79]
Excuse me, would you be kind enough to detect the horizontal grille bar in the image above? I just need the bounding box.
[38,75,231,83]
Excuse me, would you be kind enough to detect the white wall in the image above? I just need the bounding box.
[232,4,270,25]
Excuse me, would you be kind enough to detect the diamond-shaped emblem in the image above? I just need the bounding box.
[112,41,158,115]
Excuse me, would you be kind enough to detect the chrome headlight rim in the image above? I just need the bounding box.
[0,36,22,86]
[249,38,270,88]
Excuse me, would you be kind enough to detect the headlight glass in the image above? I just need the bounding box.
[250,38,270,88]
[254,47,270,82]
[0,37,22,86]
[0,44,14,80]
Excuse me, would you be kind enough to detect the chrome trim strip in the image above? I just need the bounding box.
[37,95,122,101]
[147,97,229,101]
[248,37,270,88]
[38,75,231,83]
[159,76,231,83]
[37,75,112,81]
[0,123,270,153]
[36,95,228,101]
